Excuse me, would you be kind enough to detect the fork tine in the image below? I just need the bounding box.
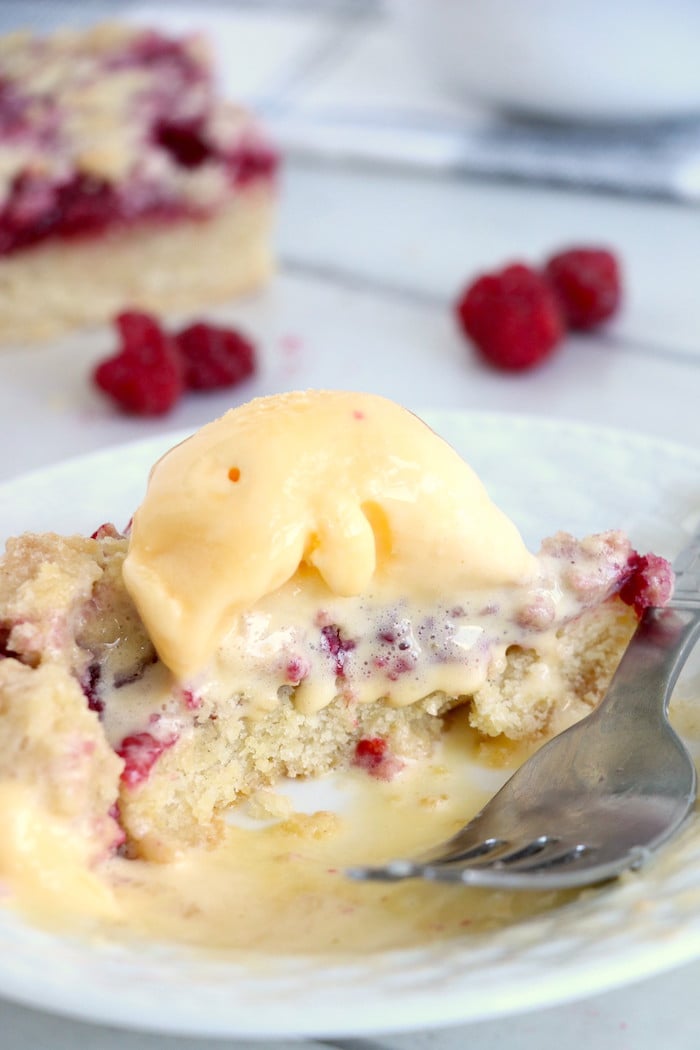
[344,859,423,882]
[429,838,587,873]
[423,841,593,884]
[415,835,508,866]
[480,834,557,866]
[519,843,591,870]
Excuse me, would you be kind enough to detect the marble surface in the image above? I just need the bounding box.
[1,4,700,1048]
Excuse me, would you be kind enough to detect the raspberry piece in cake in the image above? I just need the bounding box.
[0,24,278,344]
[353,738,404,781]
[320,624,356,678]
[93,310,184,416]
[354,737,387,768]
[117,731,177,788]
[544,247,622,331]
[619,551,675,617]
[455,263,564,371]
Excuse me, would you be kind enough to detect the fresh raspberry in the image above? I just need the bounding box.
[455,263,564,371]
[94,311,184,416]
[175,322,256,391]
[618,552,674,618]
[544,248,621,330]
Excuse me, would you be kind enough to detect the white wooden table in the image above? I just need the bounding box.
[1,3,699,1048]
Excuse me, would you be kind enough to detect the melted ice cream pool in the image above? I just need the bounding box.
[3,723,572,951]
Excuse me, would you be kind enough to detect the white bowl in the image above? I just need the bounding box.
[393,0,700,122]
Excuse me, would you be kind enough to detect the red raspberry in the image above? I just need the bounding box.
[320,624,356,678]
[455,263,564,371]
[116,731,177,787]
[353,737,405,781]
[618,551,674,618]
[353,737,387,771]
[94,311,184,415]
[544,247,621,330]
[175,322,256,391]
[156,120,212,169]
[90,522,121,540]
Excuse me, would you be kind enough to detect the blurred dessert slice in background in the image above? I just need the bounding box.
[0,23,278,344]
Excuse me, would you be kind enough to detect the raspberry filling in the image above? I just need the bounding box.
[0,625,16,659]
[0,28,278,257]
[116,731,177,788]
[81,661,104,715]
[353,737,404,781]
[0,144,276,256]
[320,625,356,678]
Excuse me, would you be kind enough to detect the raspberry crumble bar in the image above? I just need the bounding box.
[0,393,673,869]
[0,24,278,343]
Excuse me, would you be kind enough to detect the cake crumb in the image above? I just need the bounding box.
[247,789,293,821]
[419,794,449,810]
[280,811,341,840]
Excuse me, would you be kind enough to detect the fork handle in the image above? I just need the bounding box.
[671,523,700,610]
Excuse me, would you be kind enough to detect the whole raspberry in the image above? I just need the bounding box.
[544,247,621,330]
[175,322,256,390]
[94,311,184,416]
[455,263,564,371]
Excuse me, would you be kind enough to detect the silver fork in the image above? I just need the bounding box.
[348,527,700,890]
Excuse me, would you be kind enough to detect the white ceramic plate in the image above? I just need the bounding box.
[0,412,699,1039]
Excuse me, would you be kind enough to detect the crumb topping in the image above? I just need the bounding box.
[0,24,277,254]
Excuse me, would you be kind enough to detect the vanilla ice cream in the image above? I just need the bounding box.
[123,391,537,680]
